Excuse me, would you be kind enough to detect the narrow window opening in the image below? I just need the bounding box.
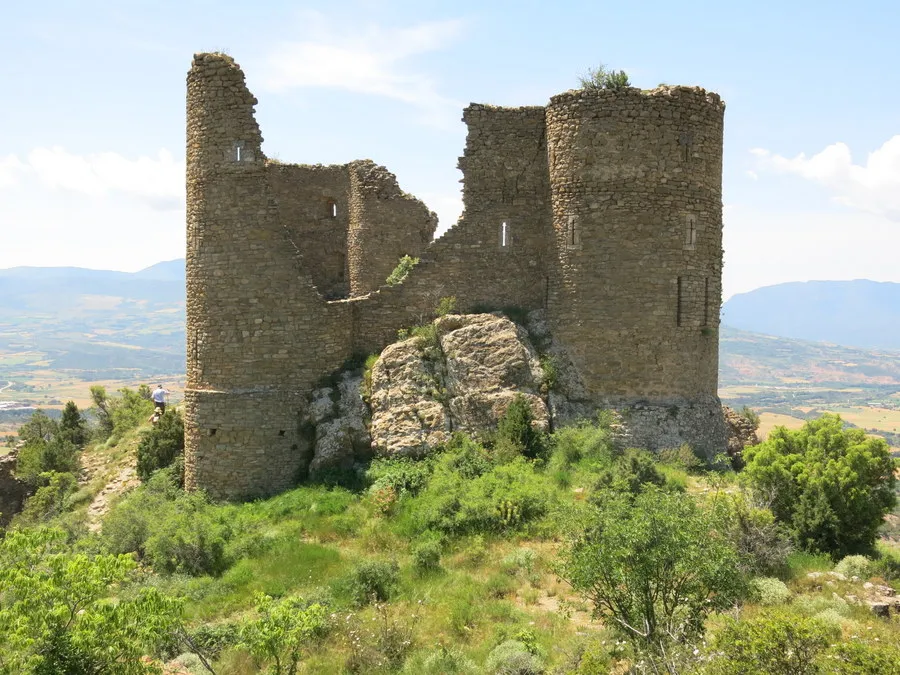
[500,221,510,249]
[679,132,693,162]
[566,215,579,248]
[278,430,286,437]
[676,276,683,327]
[236,145,242,161]
[685,215,697,250]
[327,199,337,218]
[703,277,710,327]
[209,428,217,437]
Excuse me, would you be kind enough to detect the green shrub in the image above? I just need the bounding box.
[591,448,671,496]
[495,394,547,461]
[539,355,558,393]
[578,64,631,91]
[347,559,400,606]
[386,255,420,285]
[436,295,457,317]
[484,573,516,599]
[136,409,185,482]
[706,611,838,675]
[409,646,478,674]
[412,537,442,574]
[556,487,747,650]
[750,577,791,605]
[16,471,77,525]
[240,593,329,674]
[402,457,551,535]
[16,437,80,486]
[0,527,183,673]
[143,491,234,576]
[484,640,545,675]
[833,554,872,580]
[742,414,897,558]
[366,456,433,497]
[715,494,793,577]
[361,353,379,403]
[501,547,537,576]
[658,443,706,473]
[818,640,900,674]
[188,620,241,660]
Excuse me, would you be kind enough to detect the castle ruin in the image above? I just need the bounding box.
[185,53,727,500]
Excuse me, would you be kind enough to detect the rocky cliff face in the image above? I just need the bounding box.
[0,450,30,526]
[369,314,549,457]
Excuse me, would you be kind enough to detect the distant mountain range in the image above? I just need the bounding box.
[723,280,900,350]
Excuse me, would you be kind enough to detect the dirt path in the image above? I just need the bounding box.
[80,449,140,533]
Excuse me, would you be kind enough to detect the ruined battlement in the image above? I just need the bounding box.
[184,53,727,499]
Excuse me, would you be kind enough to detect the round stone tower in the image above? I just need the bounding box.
[545,86,727,455]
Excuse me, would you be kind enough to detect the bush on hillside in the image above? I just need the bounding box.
[833,554,872,580]
[15,436,80,487]
[706,611,838,675]
[556,486,747,651]
[484,640,545,675]
[15,471,77,526]
[742,414,897,558]
[137,409,185,482]
[494,394,547,461]
[347,559,400,606]
[401,453,551,535]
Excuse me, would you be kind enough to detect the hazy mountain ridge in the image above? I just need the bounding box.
[723,280,900,350]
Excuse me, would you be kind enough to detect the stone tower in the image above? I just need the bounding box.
[544,87,726,449]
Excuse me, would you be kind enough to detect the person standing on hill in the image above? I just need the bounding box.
[151,384,170,414]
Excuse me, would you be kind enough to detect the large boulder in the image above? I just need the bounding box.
[369,314,549,457]
[305,372,372,479]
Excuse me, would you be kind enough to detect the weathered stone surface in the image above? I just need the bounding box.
[369,314,548,457]
[0,451,30,526]
[307,373,371,478]
[723,405,760,465]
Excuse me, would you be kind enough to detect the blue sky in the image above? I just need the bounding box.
[1,0,898,299]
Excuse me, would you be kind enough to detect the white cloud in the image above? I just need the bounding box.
[0,154,27,188]
[262,14,465,125]
[751,136,900,221]
[12,147,185,210]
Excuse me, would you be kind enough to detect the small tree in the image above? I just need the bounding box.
[58,400,87,447]
[495,394,546,460]
[0,527,183,673]
[742,414,897,558]
[578,63,631,91]
[17,409,58,445]
[556,487,746,654]
[240,593,329,675]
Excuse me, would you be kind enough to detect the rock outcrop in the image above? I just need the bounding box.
[723,405,761,466]
[370,314,549,457]
[305,372,372,479]
[0,450,31,526]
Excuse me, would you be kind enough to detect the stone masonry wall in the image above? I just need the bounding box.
[347,160,438,296]
[267,162,351,299]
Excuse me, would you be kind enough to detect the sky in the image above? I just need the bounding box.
[1,0,898,300]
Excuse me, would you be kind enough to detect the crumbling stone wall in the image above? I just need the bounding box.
[185,52,728,499]
[348,160,438,296]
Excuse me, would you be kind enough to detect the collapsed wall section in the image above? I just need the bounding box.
[347,161,438,296]
[185,53,354,499]
[545,86,726,455]
[352,105,553,352]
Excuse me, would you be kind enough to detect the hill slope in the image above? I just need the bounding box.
[723,280,900,350]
